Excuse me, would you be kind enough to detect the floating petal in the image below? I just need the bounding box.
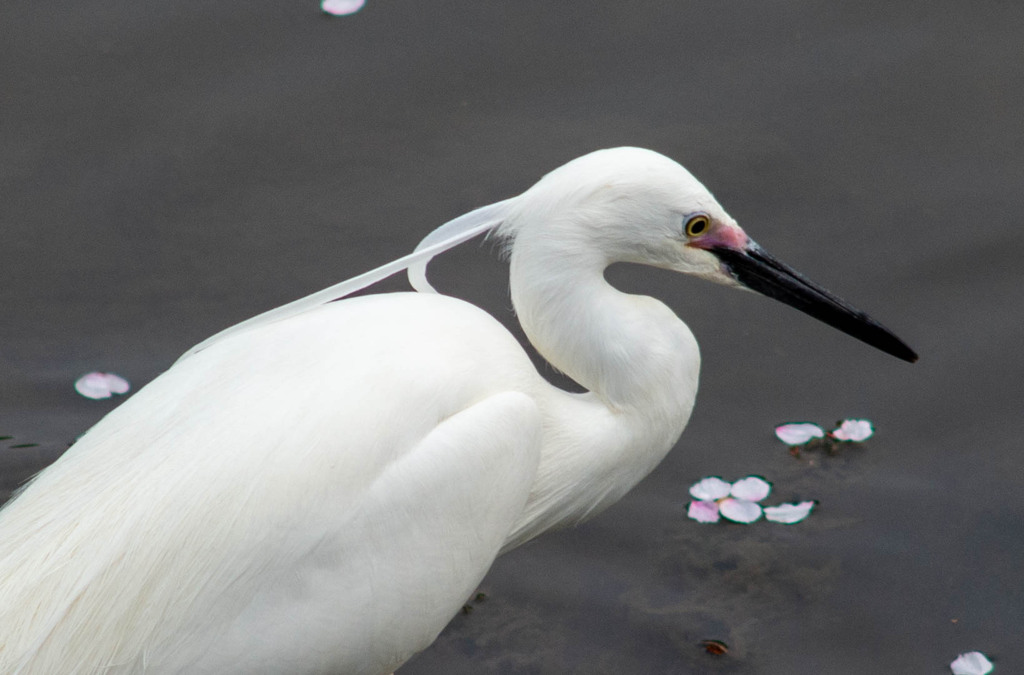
[730,476,771,502]
[719,498,762,524]
[689,477,732,501]
[950,651,994,675]
[774,423,825,445]
[832,419,874,442]
[75,372,131,400]
[764,501,816,524]
[687,500,720,523]
[321,0,365,15]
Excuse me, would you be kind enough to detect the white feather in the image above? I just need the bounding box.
[0,147,907,673]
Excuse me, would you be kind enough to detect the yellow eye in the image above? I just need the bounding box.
[685,214,710,237]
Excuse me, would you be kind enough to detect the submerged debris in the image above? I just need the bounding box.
[460,591,488,615]
[700,639,729,656]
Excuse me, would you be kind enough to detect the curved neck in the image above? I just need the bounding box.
[509,234,699,418]
[501,233,702,548]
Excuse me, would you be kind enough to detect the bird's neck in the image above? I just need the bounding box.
[510,242,700,418]
[502,239,701,547]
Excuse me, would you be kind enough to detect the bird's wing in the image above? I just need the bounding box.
[0,295,543,674]
[179,390,542,675]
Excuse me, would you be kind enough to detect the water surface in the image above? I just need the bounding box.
[2,2,1021,672]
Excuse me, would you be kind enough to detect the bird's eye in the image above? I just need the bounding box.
[684,214,710,237]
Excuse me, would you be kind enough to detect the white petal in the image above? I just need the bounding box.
[687,501,721,523]
[74,374,111,399]
[689,477,732,501]
[950,651,994,675]
[774,422,825,445]
[764,501,816,524]
[74,372,131,400]
[719,498,762,524]
[730,476,771,502]
[106,375,130,394]
[831,418,874,442]
[321,0,365,15]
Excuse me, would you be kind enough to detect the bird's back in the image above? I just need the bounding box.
[0,292,544,674]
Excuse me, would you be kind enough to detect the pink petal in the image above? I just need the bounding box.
[718,498,762,524]
[730,476,771,502]
[687,501,721,523]
[74,372,131,400]
[764,501,816,524]
[689,477,732,501]
[321,0,365,15]
[832,419,874,442]
[774,422,825,445]
[950,651,994,675]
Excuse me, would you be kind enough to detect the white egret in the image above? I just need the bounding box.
[0,147,916,674]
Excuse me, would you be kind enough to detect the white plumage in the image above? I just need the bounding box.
[0,148,914,673]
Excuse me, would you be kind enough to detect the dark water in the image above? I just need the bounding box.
[2,1,1021,673]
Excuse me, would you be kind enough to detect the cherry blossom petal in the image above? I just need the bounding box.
[950,651,994,675]
[321,0,365,15]
[730,476,771,502]
[764,501,816,524]
[832,419,874,442]
[718,498,762,524]
[75,372,131,400]
[774,422,825,445]
[689,477,732,501]
[687,500,721,523]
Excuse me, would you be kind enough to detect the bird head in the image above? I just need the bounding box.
[500,147,918,363]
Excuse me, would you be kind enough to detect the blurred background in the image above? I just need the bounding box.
[2,1,1021,672]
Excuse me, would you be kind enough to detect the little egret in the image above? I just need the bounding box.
[0,147,916,674]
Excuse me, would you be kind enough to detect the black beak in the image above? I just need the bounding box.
[709,242,918,363]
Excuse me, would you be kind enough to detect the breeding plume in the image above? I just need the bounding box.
[0,148,916,674]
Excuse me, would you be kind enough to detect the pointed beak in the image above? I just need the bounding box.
[707,240,918,363]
